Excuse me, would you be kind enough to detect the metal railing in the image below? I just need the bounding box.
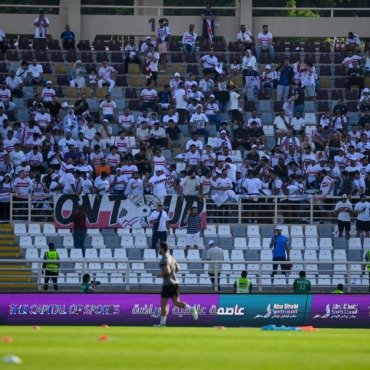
[1,259,368,293]
[7,194,357,225]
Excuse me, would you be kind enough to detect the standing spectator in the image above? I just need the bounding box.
[206,240,223,291]
[149,202,169,250]
[33,8,49,52]
[156,18,171,72]
[256,24,274,63]
[293,271,311,294]
[60,24,75,51]
[173,82,189,125]
[183,206,202,254]
[71,205,87,257]
[335,194,352,241]
[43,243,59,291]
[202,3,216,43]
[5,70,23,98]
[233,270,252,294]
[147,44,159,87]
[97,60,117,93]
[182,24,197,54]
[289,81,305,116]
[269,225,290,278]
[354,193,370,237]
[276,57,294,102]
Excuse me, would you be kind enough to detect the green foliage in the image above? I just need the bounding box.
[286,0,320,17]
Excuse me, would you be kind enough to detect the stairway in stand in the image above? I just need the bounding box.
[0,224,37,291]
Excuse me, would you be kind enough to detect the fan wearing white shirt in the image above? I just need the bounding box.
[149,168,169,196]
[173,82,189,125]
[198,48,219,81]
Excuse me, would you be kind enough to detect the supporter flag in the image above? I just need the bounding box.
[145,57,152,80]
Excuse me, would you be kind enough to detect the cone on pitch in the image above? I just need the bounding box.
[98,335,109,341]
[3,337,13,343]
[32,325,40,330]
[101,324,109,328]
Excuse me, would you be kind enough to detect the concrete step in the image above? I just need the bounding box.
[0,283,38,290]
[0,240,18,245]
[0,276,34,282]
[0,251,21,258]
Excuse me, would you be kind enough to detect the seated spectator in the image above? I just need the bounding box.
[198,48,219,81]
[230,57,241,77]
[97,60,117,93]
[62,109,79,138]
[26,146,45,174]
[45,95,62,121]
[136,121,150,149]
[182,24,197,54]
[16,61,29,84]
[27,58,46,87]
[0,81,15,111]
[199,74,214,99]
[273,110,289,144]
[41,80,55,103]
[69,60,85,88]
[134,147,150,174]
[97,119,113,147]
[118,107,135,136]
[345,60,364,98]
[204,94,222,131]
[60,24,75,51]
[232,121,249,150]
[248,121,266,149]
[341,50,362,70]
[188,84,204,103]
[34,105,51,132]
[140,36,154,55]
[124,36,142,74]
[237,24,255,53]
[149,122,167,148]
[243,64,260,97]
[157,84,172,115]
[166,119,185,149]
[5,70,23,99]
[290,110,305,139]
[90,132,107,153]
[98,94,117,122]
[189,105,210,145]
[186,132,203,152]
[332,98,348,116]
[359,88,370,112]
[256,24,274,63]
[241,49,257,74]
[64,144,80,165]
[0,28,7,54]
[140,80,158,112]
[346,31,361,52]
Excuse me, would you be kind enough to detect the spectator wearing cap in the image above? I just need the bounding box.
[27,58,46,87]
[0,81,15,111]
[269,225,290,278]
[198,48,219,81]
[170,72,183,95]
[206,240,223,291]
[204,94,222,131]
[124,36,142,74]
[140,35,154,54]
[60,24,75,51]
[182,24,197,54]
[346,31,361,52]
[261,64,276,99]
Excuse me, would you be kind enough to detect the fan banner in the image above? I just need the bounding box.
[53,194,207,229]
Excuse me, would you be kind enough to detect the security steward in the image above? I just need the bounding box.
[43,242,59,291]
[233,270,252,293]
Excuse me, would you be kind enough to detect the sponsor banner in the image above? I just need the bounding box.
[217,295,311,327]
[2,294,369,327]
[310,295,370,328]
[54,195,206,229]
[0,294,219,326]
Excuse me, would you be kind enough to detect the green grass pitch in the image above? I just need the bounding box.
[0,326,369,370]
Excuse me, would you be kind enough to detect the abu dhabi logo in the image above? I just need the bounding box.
[254,303,299,319]
[313,303,358,320]
[254,304,272,319]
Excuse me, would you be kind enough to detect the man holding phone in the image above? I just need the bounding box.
[269,225,290,278]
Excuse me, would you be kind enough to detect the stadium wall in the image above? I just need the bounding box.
[2,294,369,328]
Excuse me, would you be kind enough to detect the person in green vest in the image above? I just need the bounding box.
[293,270,311,294]
[43,243,59,291]
[364,250,370,292]
[80,273,98,293]
[332,283,344,294]
[233,270,252,294]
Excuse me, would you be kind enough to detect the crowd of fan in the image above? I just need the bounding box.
[1,18,370,223]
